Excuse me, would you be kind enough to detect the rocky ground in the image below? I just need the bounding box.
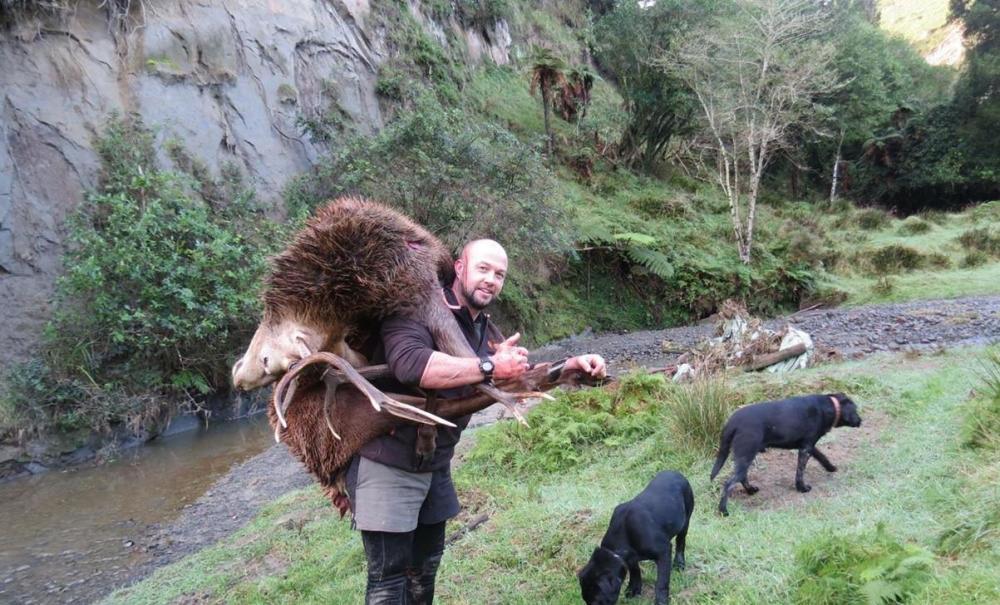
[115,294,1000,597]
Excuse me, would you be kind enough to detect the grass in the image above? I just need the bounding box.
[103,346,1000,604]
[814,203,1000,305]
[877,0,953,54]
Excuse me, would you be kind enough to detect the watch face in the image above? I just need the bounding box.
[480,359,495,373]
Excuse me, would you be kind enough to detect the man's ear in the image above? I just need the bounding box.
[454,258,464,276]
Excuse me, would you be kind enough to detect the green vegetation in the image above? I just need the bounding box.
[793,524,935,605]
[0,116,281,438]
[6,0,999,447]
[102,347,1000,605]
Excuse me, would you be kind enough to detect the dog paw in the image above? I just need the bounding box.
[626,587,641,598]
[825,465,838,473]
[745,485,759,495]
[673,558,686,571]
[796,484,812,493]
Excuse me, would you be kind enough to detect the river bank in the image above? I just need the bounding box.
[115,294,1000,595]
[3,294,999,603]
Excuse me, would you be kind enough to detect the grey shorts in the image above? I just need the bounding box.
[347,457,460,532]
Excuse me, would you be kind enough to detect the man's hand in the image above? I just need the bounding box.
[491,346,529,380]
[565,354,607,378]
[491,332,530,358]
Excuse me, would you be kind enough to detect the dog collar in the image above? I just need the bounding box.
[830,395,841,427]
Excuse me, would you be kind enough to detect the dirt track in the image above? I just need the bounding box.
[119,294,1000,594]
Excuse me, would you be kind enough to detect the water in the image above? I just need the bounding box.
[0,414,274,604]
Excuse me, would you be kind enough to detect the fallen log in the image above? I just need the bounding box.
[742,343,807,372]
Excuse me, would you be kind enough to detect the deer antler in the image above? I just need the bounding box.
[272,352,456,442]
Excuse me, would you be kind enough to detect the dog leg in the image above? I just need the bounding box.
[795,449,812,492]
[811,447,837,472]
[626,561,643,598]
[741,477,760,495]
[719,459,751,515]
[673,527,688,570]
[654,543,673,605]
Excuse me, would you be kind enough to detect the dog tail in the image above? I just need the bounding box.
[710,425,735,481]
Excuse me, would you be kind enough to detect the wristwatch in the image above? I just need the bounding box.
[478,356,495,381]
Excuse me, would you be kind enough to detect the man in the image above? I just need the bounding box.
[345,238,606,604]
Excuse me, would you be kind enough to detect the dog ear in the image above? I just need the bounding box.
[833,392,854,406]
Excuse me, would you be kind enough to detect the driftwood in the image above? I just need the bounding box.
[742,343,808,372]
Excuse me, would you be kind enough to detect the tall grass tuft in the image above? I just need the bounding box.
[856,208,891,230]
[937,349,1000,556]
[793,524,935,605]
[897,217,932,235]
[936,463,1000,556]
[664,377,741,455]
[957,227,1000,257]
[961,348,1000,450]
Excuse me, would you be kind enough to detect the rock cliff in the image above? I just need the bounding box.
[0,0,510,364]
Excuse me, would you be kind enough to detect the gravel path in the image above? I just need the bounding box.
[116,294,1000,596]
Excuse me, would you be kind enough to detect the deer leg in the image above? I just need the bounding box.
[415,390,439,468]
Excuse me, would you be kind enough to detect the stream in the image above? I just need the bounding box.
[0,414,273,605]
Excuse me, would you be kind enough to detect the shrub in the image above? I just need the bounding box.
[793,524,935,605]
[856,208,891,230]
[454,0,511,29]
[957,227,1000,257]
[897,217,932,235]
[665,377,741,455]
[285,94,572,280]
[869,245,926,274]
[0,116,282,436]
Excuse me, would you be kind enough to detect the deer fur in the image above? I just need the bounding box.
[232,196,460,391]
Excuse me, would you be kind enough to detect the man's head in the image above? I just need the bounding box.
[453,239,508,312]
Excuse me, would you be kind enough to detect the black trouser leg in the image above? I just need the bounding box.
[362,530,413,605]
[406,521,446,605]
[362,522,446,605]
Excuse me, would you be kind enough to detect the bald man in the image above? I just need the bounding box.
[346,239,606,604]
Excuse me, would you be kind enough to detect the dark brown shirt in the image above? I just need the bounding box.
[358,287,503,472]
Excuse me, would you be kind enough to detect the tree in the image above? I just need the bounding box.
[592,0,709,169]
[658,0,841,263]
[528,46,567,156]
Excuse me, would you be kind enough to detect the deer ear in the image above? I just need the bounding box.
[292,331,314,359]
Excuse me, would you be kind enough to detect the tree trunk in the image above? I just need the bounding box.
[830,131,844,202]
[541,83,554,156]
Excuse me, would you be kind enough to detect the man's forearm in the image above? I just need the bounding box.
[418,352,485,389]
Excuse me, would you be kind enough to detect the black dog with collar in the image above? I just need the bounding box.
[578,471,694,605]
[710,392,862,516]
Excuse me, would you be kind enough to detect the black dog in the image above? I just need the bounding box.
[711,392,862,516]
[578,471,694,605]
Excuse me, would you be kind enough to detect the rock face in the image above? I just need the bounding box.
[0,0,510,365]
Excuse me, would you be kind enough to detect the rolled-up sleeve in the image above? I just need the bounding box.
[380,317,436,386]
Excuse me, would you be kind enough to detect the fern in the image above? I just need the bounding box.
[793,524,935,605]
[624,245,675,279]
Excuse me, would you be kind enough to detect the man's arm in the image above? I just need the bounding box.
[380,317,528,390]
[419,350,527,389]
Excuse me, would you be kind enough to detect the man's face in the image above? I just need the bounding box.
[456,241,508,311]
